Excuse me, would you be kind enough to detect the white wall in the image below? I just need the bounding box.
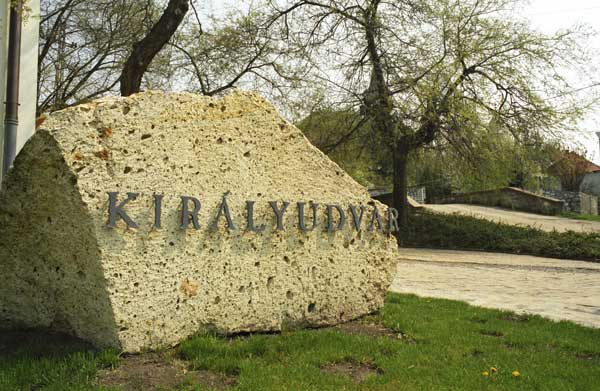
[0,0,40,181]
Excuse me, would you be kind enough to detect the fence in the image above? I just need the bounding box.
[407,187,426,204]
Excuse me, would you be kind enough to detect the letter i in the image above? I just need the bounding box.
[154,194,163,229]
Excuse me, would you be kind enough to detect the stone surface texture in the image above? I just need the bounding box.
[0,91,397,352]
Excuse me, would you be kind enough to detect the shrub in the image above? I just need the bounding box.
[402,212,600,262]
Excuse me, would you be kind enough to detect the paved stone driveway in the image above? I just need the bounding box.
[424,204,600,233]
[391,248,600,328]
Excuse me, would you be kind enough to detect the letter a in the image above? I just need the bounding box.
[213,192,236,231]
[367,205,384,232]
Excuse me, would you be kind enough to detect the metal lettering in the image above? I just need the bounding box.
[311,202,318,230]
[367,205,384,232]
[107,192,139,229]
[180,196,201,230]
[326,204,346,232]
[269,201,289,231]
[153,193,163,229]
[349,204,365,231]
[213,192,236,230]
[297,202,318,232]
[106,192,393,236]
[246,200,265,232]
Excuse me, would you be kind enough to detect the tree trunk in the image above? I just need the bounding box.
[392,144,409,234]
[120,0,189,96]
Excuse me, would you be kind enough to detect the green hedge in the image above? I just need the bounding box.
[402,211,600,262]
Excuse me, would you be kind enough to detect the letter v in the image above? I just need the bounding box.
[349,205,365,231]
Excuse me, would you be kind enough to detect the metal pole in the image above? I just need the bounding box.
[3,0,22,179]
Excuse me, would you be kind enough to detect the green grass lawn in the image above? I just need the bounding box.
[2,293,600,390]
[561,212,600,222]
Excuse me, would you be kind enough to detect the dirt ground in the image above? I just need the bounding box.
[96,351,237,391]
[321,359,383,383]
[424,204,600,233]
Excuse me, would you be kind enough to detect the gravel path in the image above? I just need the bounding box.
[391,248,600,328]
[424,204,600,233]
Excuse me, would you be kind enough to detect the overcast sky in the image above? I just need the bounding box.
[523,0,600,162]
[203,0,600,161]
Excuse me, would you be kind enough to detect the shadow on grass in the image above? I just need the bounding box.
[0,329,95,359]
[0,329,119,391]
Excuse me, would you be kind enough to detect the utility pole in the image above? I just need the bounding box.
[2,0,22,181]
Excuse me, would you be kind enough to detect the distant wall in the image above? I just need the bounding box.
[435,187,564,216]
[581,172,600,197]
[543,189,598,216]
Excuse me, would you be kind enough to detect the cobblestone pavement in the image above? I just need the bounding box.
[391,248,600,328]
[424,204,600,233]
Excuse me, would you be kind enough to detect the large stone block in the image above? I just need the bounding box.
[0,91,398,352]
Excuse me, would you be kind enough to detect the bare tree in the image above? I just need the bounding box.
[38,0,295,112]
[37,0,152,114]
[164,2,302,101]
[269,0,598,227]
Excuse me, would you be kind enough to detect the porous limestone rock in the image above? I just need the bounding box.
[0,91,398,352]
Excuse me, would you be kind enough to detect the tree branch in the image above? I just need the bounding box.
[120,0,190,96]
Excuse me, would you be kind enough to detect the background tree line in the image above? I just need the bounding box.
[36,0,599,227]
